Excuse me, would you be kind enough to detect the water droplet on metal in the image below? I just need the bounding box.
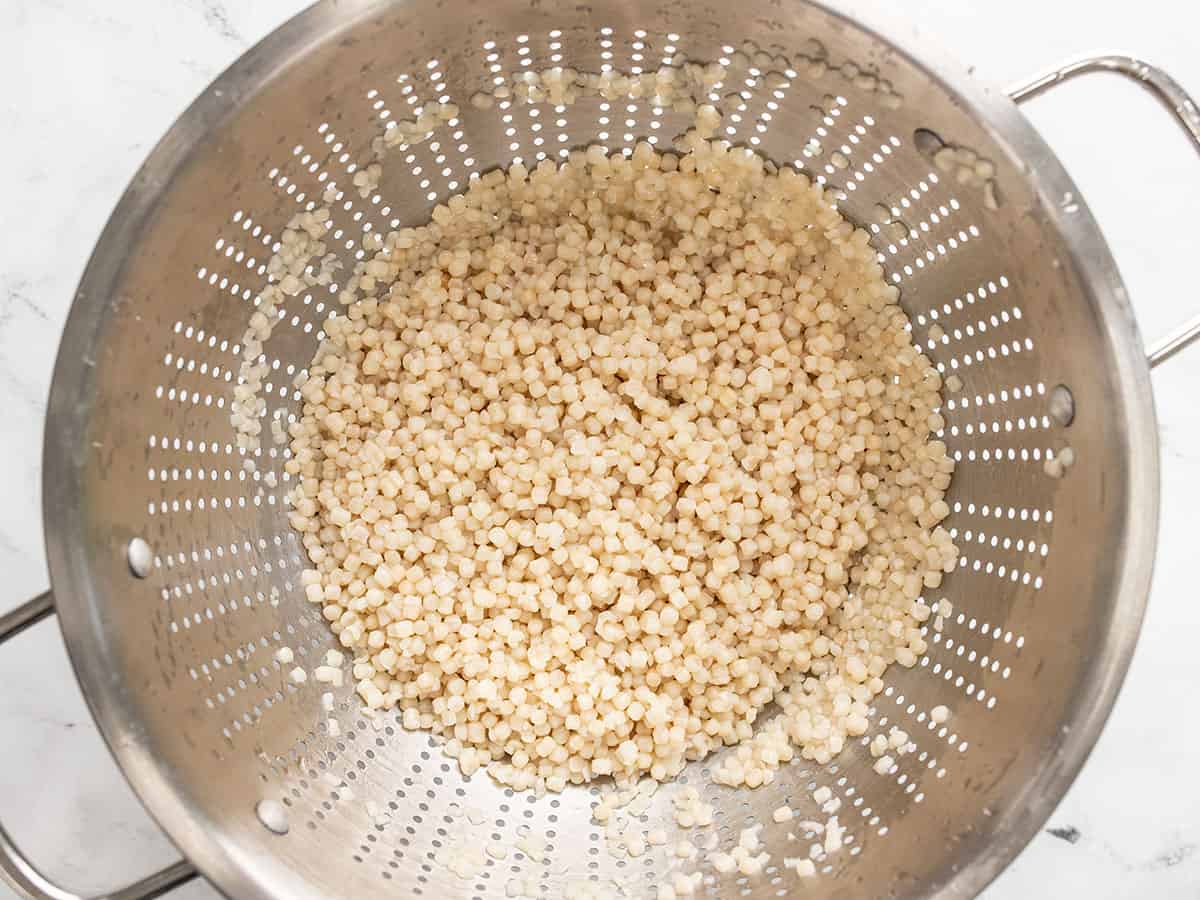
[912,128,944,157]
[1048,384,1075,426]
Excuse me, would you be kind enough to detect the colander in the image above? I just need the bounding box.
[3,1,1200,898]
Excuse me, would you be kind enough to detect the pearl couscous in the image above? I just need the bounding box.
[281,127,957,793]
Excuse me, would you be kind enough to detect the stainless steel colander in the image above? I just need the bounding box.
[4,2,1200,898]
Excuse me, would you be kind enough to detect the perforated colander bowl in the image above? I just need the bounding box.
[4,2,1200,899]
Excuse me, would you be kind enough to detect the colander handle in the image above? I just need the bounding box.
[1009,54,1200,368]
[0,592,198,900]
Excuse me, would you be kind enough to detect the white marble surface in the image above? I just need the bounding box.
[1,1,1198,897]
